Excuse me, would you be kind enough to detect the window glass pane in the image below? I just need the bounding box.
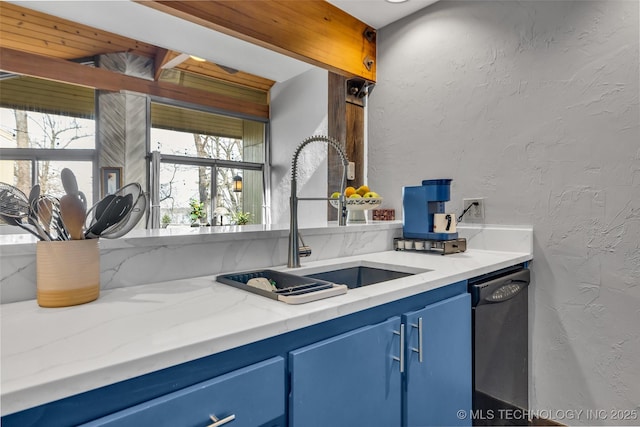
[0,159,32,195]
[150,102,264,162]
[216,168,262,225]
[159,163,211,226]
[0,108,95,149]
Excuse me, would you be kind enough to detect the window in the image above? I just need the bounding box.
[0,71,271,232]
[0,77,96,220]
[150,101,266,226]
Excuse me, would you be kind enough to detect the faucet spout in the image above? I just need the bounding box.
[288,135,349,268]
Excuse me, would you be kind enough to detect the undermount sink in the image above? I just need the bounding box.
[294,261,431,290]
[217,262,430,304]
[305,266,411,289]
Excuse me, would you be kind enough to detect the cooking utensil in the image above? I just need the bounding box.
[0,212,44,240]
[61,168,79,196]
[78,191,87,211]
[100,191,148,238]
[36,196,53,234]
[84,194,116,232]
[84,194,133,239]
[59,168,86,240]
[28,184,40,208]
[60,193,86,240]
[36,195,69,241]
[0,183,46,239]
[27,184,50,241]
[0,182,30,218]
[84,183,144,239]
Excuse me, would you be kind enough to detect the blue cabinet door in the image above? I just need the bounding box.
[289,317,402,427]
[403,293,472,427]
[81,357,285,427]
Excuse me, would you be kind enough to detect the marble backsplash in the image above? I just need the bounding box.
[0,223,402,304]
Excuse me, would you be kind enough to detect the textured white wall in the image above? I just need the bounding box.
[370,0,639,423]
[270,68,329,227]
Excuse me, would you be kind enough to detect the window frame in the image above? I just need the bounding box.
[147,97,271,227]
[0,101,99,199]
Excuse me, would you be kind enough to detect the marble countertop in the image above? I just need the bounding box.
[1,226,532,416]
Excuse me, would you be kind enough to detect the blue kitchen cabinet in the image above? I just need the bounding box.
[289,293,471,427]
[79,357,285,427]
[289,316,403,427]
[403,293,472,427]
[2,280,475,427]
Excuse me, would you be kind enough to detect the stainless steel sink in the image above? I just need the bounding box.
[293,262,430,289]
[304,266,410,289]
[217,262,430,304]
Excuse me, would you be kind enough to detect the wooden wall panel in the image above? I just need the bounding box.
[0,2,157,59]
[159,69,268,105]
[346,102,365,188]
[0,76,94,118]
[328,72,347,221]
[327,73,365,221]
[151,103,243,139]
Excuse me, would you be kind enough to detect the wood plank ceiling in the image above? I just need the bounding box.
[0,2,276,92]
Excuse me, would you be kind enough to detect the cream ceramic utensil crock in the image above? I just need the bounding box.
[36,239,100,307]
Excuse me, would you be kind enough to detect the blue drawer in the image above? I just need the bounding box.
[81,357,285,427]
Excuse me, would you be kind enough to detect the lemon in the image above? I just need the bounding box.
[330,192,341,199]
[363,191,380,198]
[349,193,362,198]
[356,185,370,196]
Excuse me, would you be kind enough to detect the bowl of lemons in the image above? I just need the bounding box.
[329,185,383,223]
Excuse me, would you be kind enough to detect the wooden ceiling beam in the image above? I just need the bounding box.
[154,48,175,81]
[1,3,276,92]
[0,47,269,119]
[140,0,377,82]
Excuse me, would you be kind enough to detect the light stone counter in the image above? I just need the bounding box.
[0,224,532,415]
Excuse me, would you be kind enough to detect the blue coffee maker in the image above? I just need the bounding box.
[402,179,458,240]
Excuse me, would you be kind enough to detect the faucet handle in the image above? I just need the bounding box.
[338,196,348,226]
[299,245,312,257]
[297,233,311,258]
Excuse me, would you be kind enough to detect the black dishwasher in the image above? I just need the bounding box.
[469,266,530,426]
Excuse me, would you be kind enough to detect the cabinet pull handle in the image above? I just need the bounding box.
[393,324,405,373]
[208,414,236,427]
[410,317,424,363]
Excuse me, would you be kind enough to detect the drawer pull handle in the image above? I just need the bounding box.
[392,324,405,373]
[410,317,424,363]
[208,414,236,427]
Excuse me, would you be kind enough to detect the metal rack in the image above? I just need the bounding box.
[394,237,467,255]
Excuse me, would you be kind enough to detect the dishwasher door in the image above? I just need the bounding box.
[471,268,530,417]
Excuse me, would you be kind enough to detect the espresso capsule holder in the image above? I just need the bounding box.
[393,237,467,255]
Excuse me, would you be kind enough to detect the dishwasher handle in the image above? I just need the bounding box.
[473,269,530,306]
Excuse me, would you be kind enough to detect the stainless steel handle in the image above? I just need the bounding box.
[208,414,236,427]
[410,317,423,363]
[298,234,311,258]
[298,245,312,257]
[393,324,405,373]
